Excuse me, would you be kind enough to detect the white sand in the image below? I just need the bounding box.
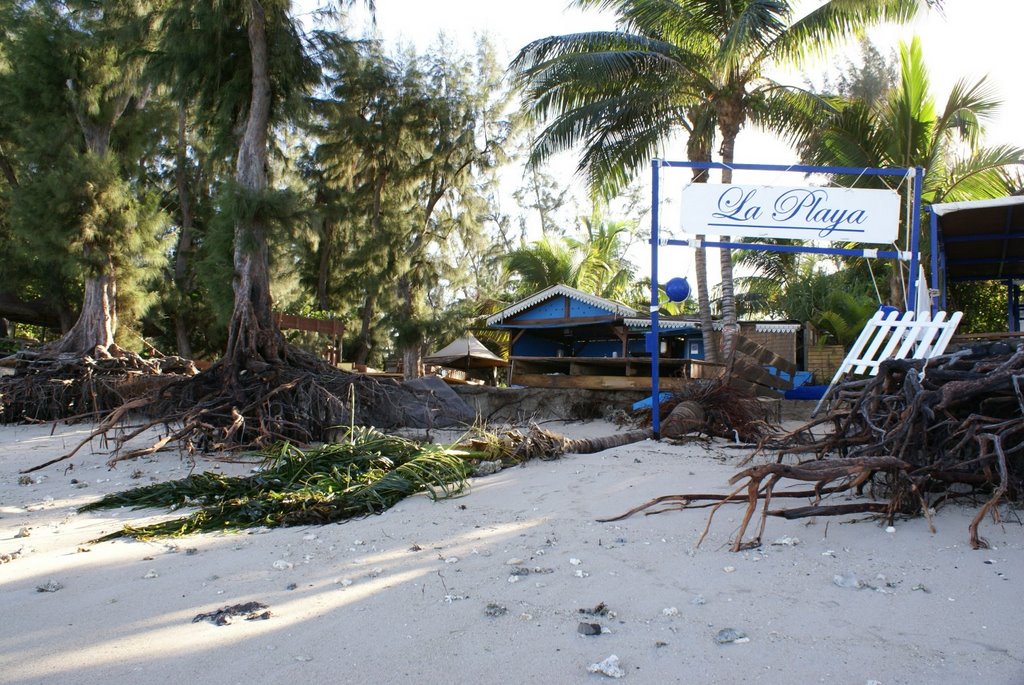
[1,421,1021,685]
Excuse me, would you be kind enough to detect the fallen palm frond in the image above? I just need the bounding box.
[80,426,470,540]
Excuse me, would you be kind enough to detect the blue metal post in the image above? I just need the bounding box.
[907,167,924,313]
[650,160,661,438]
[929,207,939,315]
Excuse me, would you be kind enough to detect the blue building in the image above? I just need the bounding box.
[486,284,705,390]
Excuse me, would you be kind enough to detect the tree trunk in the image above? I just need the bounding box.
[889,258,906,310]
[686,132,718,364]
[315,212,335,311]
[0,142,18,188]
[225,0,284,368]
[352,292,376,366]
[396,274,423,380]
[173,103,194,360]
[50,263,117,356]
[716,96,744,364]
[52,130,127,355]
[0,317,9,338]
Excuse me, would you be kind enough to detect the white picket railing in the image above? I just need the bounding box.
[813,309,963,415]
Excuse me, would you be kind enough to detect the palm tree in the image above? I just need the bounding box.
[511,0,932,361]
[804,37,1024,307]
[504,236,585,298]
[569,212,639,300]
[503,210,639,303]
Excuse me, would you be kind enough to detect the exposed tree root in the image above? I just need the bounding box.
[0,347,197,423]
[5,346,469,473]
[634,378,778,443]
[606,345,1024,550]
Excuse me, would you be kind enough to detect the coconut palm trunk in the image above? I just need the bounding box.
[686,113,719,363]
[715,94,744,365]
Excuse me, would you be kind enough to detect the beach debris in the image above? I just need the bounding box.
[272,560,293,571]
[885,526,896,534]
[691,594,706,606]
[18,475,33,485]
[714,628,749,644]
[1,548,25,564]
[587,654,625,678]
[579,602,610,617]
[472,460,503,477]
[143,569,159,579]
[484,603,507,617]
[444,556,459,564]
[833,573,862,589]
[286,583,298,591]
[655,641,668,648]
[507,575,520,584]
[192,601,271,626]
[911,584,930,593]
[509,566,530,576]
[569,557,582,565]
[294,655,312,662]
[722,566,735,573]
[36,580,64,593]
[577,622,602,636]
[662,607,679,617]
[505,557,524,565]
[771,536,800,546]
[14,527,30,538]
[573,569,589,578]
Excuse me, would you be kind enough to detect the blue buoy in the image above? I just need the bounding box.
[665,277,691,303]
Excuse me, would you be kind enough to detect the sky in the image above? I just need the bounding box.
[328,0,1023,287]
[341,0,1022,149]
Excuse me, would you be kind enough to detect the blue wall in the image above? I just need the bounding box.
[569,300,610,318]
[576,340,620,357]
[512,335,564,357]
[509,297,566,322]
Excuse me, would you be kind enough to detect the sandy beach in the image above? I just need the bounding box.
[1,420,1021,685]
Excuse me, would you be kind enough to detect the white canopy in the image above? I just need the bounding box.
[423,334,507,369]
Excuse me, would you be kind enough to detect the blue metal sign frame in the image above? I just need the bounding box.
[649,160,923,437]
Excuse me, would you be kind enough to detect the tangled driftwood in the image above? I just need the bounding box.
[606,343,1024,550]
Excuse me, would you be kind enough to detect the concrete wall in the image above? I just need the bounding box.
[452,385,647,423]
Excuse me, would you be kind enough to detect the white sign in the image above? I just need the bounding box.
[680,184,900,244]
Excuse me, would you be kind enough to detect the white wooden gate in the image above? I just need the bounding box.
[813,309,963,415]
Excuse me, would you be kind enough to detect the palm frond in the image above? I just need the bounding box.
[81,427,470,540]
[774,0,925,65]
